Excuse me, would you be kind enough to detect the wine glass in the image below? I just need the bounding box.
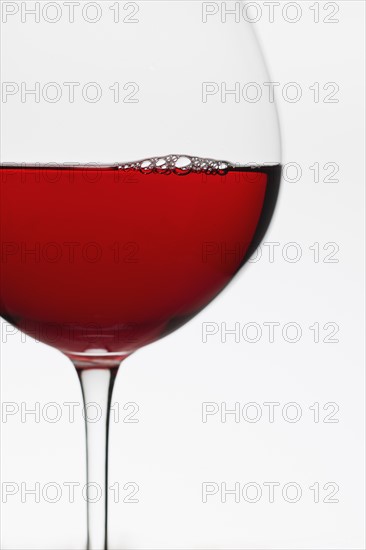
[0,2,281,548]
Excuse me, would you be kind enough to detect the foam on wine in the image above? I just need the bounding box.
[118,154,232,175]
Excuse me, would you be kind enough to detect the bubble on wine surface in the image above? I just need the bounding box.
[118,154,233,175]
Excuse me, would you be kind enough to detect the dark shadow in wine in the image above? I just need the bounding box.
[159,164,282,340]
[240,164,282,263]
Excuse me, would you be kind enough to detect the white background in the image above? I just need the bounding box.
[1,1,365,549]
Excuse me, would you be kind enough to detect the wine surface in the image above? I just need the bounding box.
[0,156,280,364]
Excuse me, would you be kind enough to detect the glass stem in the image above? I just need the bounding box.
[77,367,118,550]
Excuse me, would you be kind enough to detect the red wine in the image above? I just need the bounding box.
[0,156,280,365]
